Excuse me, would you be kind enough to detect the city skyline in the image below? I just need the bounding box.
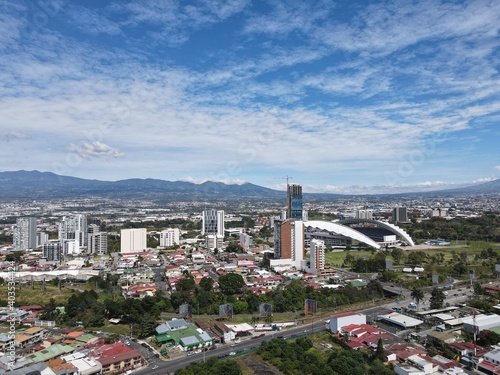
[1,1,500,194]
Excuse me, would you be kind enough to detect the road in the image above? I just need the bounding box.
[131,324,325,375]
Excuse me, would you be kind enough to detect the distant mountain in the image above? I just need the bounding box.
[428,178,500,195]
[0,170,283,201]
[0,170,498,201]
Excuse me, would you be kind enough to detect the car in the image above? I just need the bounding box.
[229,351,236,356]
[230,344,236,347]
[209,346,217,350]
[187,352,195,356]
[152,365,159,370]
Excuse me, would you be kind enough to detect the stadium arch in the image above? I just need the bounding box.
[338,218,415,247]
[304,220,381,250]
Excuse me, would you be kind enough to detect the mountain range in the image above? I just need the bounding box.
[0,170,499,201]
[0,170,283,201]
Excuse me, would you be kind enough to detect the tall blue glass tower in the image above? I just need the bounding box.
[287,184,303,220]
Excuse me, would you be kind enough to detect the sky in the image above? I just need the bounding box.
[1,0,500,194]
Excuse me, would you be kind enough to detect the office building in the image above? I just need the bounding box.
[159,228,180,247]
[13,217,37,250]
[393,207,408,223]
[88,224,107,255]
[202,210,224,236]
[120,228,147,253]
[202,210,224,250]
[287,184,303,220]
[43,240,61,263]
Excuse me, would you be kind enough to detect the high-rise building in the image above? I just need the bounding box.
[393,207,408,223]
[310,239,325,275]
[356,209,373,220]
[120,228,147,253]
[287,184,303,220]
[59,215,87,249]
[159,228,180,247]
[88,224,107,255]
[202,210,224,250]
[272,219,305,268]
[202,209,224,236]
[36,232,49,247]
[13,217,37,250]
[43,240,61,262]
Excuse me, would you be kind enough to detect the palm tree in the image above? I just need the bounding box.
[410,287,424,310]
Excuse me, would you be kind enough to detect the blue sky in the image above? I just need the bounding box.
[1,0,499,194]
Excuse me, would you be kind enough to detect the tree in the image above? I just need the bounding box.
[176,277,196,293]
[478,330,500,346]
[410,287,424,310]
[473,281,484,296]
[218,273,245,295]
[391,248,405,265]
[429,287,445,309]
[199,276,214,292]
[372,338,386,362]
[5,251,23,263]
[226,241,243,253]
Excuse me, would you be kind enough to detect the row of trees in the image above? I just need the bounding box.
[403,215,500,242]
[168,276,384,315]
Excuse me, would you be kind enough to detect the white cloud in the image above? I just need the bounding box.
[68,142,124,159]
[2,131,31,142]
[0,1,498,187]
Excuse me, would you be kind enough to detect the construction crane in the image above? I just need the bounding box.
[274,175,293,186]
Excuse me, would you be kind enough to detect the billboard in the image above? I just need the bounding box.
[179,303,192,319]
[218,304,234,320]
[259,303,273,318]
[304,299,318,315]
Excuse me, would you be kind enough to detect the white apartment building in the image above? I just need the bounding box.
[310,239,325,275]
[159,228,180,247]
[120,228,147,253]
[356,209,373,220]
[59,215,87,249]
[13,217,37,250]
[88,224,107,255]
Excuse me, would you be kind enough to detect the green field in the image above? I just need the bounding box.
[325,241,500,268]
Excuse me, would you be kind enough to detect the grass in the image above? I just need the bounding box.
[0,284,75,306]
[325,241,500,268]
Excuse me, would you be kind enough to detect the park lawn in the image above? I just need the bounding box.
[325,241,500,269]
